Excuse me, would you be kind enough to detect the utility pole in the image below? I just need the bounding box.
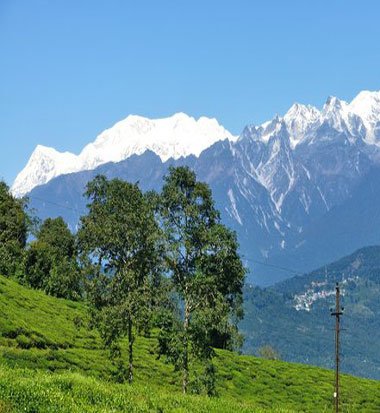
[330,282,344,413]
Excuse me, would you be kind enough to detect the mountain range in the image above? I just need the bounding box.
[13,89,380,285]
[12,113,236,197]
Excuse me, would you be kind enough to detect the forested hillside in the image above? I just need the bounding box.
[241,246,380,379]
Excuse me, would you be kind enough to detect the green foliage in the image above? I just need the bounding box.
[157,166,246,393]
[0,365,301,413]
[0,275,379,412]
[22,217,81,300]
[46,257,82,300]
[0,181,28,277]
[78,175,161,382]
[22,241,52,289]
[38,217,76,258]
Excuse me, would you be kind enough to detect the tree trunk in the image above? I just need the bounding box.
[128,318,134,383]
[182,300,190,394]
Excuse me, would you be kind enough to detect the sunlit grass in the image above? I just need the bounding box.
[0,275,379,412]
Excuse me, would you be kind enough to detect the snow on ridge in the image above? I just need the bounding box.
[227,188,242,225]
[349,90,380,123]
[349,90,380,143]
[12,90,380,198]
[79,112,236,168]
[12,113,237,197]
[283,103,320,148]
[11,145,81,197]
[243,90,380,148]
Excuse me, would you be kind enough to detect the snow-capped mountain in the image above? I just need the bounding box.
[349,90,380,143]
[12,113,236,197]
[19,90,380,284]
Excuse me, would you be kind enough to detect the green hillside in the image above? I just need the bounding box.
[0,275,379,412]
[241,246,380,380]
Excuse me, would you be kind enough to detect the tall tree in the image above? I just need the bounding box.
[158,166,246,394]
[0,181,29,277]
[78,175,160,383]
[37,217,75,258]
[23,217,81,300]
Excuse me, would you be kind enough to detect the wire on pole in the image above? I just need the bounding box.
[330,282,344,413]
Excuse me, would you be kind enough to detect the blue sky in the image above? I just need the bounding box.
[1,0,380,185]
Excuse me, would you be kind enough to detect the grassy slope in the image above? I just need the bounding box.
[0,275,379,412]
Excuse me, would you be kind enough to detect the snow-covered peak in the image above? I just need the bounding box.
[285,103,320,120]
[78,112,236,170]
[242,104,320,148]
[321,95,365,138]
[240,90,380,150]
[259,116,284,142]
[283,103,320,147]
[12,113,237,197]
[349,90,380,143]
[323,96,348,112]
[322,96,350,129]
[349,90,380,122]
[12,145,80,197]
[12,90,380,198]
